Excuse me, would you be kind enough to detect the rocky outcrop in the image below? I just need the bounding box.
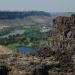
[53,16,75,38]
[36,15,75,75]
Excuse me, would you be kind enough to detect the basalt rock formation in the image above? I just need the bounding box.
[37,15,75,75]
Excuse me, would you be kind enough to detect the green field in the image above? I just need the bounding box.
[0,24,51,49]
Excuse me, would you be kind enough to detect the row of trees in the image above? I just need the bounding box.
[0,30,51,48]
[0,11,51,20]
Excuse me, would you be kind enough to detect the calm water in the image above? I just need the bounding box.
[17,47,37,54]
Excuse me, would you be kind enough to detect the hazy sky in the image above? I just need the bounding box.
[0,0,75,12]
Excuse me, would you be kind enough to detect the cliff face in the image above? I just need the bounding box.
[36,15,75,75]
[51,15,75,75]
[53,16,75,38]
[52,15,75,75]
